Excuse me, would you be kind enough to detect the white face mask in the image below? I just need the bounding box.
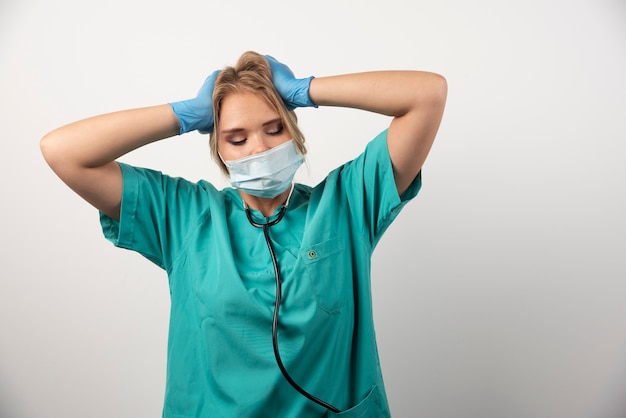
[222,140,304,198]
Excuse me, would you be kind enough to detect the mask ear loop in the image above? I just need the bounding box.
[217,150,229,170]
[284,183,295,208]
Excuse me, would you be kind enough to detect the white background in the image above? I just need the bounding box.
[1,0,625,417]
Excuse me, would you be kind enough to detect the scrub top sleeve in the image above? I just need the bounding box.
[100,162,208,271]
[341,129,422,248]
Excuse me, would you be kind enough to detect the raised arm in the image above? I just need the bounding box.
[40,105,180,220]
[309,71,447,195]
[40,70,219,221]
[266,56,447,195]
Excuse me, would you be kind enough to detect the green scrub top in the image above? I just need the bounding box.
[101,130,421,418]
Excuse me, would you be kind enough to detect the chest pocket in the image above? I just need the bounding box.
[300,236,348,314]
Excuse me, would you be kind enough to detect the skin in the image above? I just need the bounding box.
[40,70,447,220]
[308,71,447,196]
[217,91,293,216]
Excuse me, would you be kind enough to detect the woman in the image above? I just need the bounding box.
[40,51,447,417]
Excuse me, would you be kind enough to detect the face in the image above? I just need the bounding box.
[217,91,291,162]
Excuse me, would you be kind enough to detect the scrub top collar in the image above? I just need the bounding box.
[239,183,295,224]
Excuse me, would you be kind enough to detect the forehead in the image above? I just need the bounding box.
[218,91,280,130]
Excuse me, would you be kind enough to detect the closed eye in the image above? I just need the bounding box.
[267,124,284,136]
[229,138,247,146]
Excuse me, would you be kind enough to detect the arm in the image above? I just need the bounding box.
[308,71,447,195]
[265,55,446,195]
[40,105,180,221]
[40,70,219,221]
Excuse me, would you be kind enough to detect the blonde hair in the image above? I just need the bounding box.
[209,51,307,175]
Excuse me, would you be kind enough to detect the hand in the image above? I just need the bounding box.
[169,69,220,134]
[265,55,317,110]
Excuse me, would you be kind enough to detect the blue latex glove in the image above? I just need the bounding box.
[265,55,317,110]
[169,70,220,135]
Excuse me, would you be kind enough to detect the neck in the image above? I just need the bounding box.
[239,186,292,217]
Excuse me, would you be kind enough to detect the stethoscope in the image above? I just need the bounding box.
[244,193,341,414]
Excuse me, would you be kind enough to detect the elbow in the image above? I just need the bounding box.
[406,72,448,115]
[424,73,447,121]
[430,73,448,109]
[39,131,60,168]
[40,132,54,164]
[40,129,73,174]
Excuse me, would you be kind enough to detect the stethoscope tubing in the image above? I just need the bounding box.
[245,205,341,414]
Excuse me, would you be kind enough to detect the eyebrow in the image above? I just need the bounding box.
[220,118,282,134]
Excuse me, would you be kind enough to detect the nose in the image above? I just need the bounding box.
[250,134,271,155]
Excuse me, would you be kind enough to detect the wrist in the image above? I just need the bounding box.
[169,100,213,135]
[295,76,317,108]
